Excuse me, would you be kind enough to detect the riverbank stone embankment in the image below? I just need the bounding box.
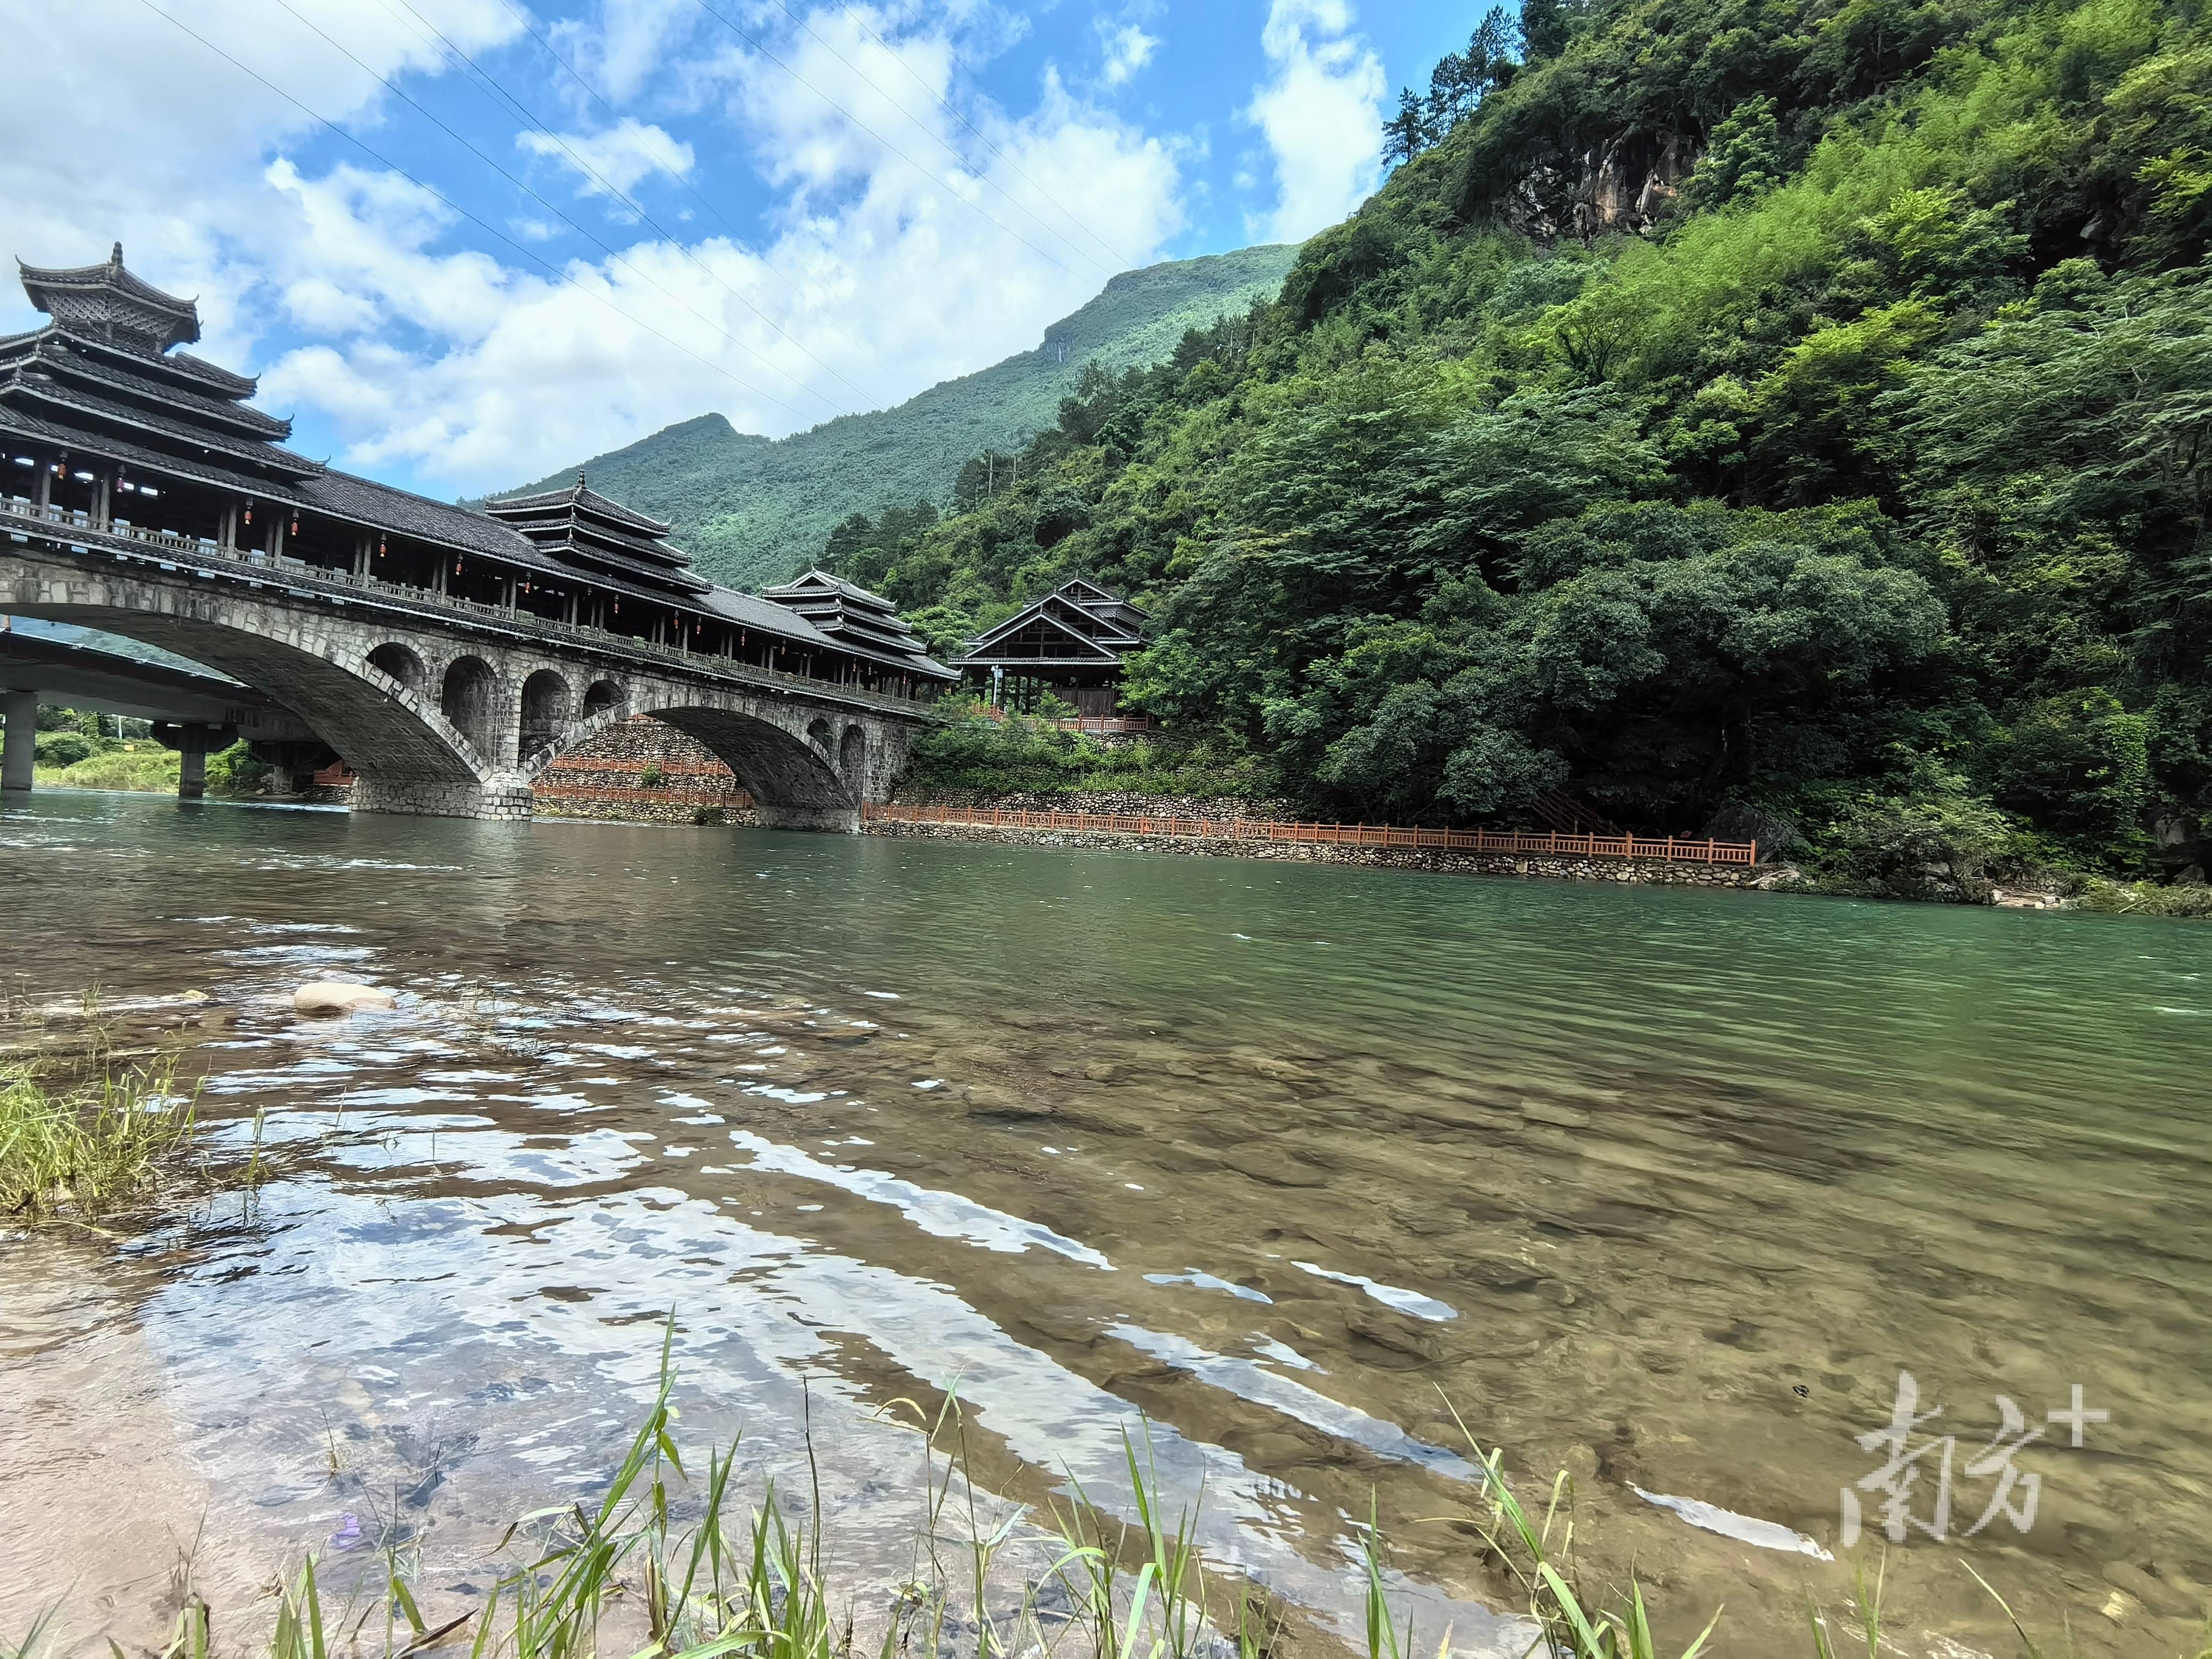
[867,807,1797,889]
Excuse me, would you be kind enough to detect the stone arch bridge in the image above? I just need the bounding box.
[2,540,925,829]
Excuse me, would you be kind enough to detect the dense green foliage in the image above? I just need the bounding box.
[905,701,1275,799]
[504,247,1300,592]
[825,0,2212,878]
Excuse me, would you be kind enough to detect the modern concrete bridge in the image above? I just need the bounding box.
[0,244,954,826]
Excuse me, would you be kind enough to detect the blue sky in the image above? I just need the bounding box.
[4,2,1484,499]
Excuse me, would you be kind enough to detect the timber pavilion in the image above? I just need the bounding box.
[0,245,955,700]
[950,577,1148,719]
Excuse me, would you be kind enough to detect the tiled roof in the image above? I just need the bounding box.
[523,534,714,595]
[27,338,291,440]
[486,480,671,536]
[0,375,322,478]
[19,245,200,353]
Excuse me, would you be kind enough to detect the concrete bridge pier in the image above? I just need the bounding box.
[173,724,217,801]
[2,686,34,792]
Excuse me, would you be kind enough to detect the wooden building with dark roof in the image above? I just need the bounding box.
[0,245,956,699]
[950,577,1149,718]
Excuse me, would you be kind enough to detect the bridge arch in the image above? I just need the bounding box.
[519,669,571,763]
[582,676,623,716]
[367,641,428,695]
[839,724,866,791]
[650,703,854,828]
[6,596,481,791]
[440,655,501,765]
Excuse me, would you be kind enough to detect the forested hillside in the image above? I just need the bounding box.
[501,246,1298,592]
[825,0,2212,882]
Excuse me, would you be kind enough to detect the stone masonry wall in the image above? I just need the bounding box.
[534,715,760,826]
[867,814,1795,890]
[894,786,1297,819]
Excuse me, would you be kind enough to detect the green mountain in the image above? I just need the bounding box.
[504,245,1300,592]
[820,0,2212,890]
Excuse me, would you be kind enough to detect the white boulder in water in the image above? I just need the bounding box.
[293,981,396,1016]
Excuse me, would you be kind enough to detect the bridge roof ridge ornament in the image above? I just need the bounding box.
[19,242,202,356]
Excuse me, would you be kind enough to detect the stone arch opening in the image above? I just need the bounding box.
[520,669,571,762]
[839,724,866,790]
[1,595,480,790]
[367,641,427,694]
[441,655,500,761]
[649,704,858,831]
[583,677,622,715]
[807,716,834,750]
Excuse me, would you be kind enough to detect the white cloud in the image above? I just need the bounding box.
[519,119,696,203]
[1244,0,1385,242]
[1097,20,1159,87]
[0,0,1189,499]
[256,6,1184,490]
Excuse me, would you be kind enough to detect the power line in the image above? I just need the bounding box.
[371,0,878,408]
[799,2,1145,274]
[264,0,852,419]
[687,0,1084,280]
[132,0,822,425]
[753,0,1127,279]
[479,0,900,388]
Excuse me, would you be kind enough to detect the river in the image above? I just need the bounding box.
[3,789,2208,1657]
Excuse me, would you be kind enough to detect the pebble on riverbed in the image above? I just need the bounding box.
[292,982,397,1016]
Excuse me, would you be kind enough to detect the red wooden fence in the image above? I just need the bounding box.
[862,802,1758,865]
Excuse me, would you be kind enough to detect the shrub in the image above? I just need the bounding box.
[1809,765,2020,902]
[33,731,97,767]
[2071,878,2212,918]
[205,740,271,796]
[40,748,182,792]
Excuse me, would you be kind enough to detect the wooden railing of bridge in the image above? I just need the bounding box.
[864,802,1760,865]
[0,498,934,715]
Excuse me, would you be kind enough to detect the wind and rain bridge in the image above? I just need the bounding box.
[0,246,956,826]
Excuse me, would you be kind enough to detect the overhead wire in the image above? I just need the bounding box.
[262,0,855,418]
[131,0,820,424]
[776,0,1144,274]
[370,0,879,407]
[686,0,1087,280]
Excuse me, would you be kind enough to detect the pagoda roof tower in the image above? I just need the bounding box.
[19,242,203,356]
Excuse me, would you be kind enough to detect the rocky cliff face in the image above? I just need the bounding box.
[1496,127,1700,240]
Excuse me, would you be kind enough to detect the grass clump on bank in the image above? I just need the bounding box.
[9,1327,2122,1659]
[2070,877,2212,919]
[33,738,269,795]
[0,992,203,1219]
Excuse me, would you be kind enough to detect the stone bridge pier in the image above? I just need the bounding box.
[1,547,924,829]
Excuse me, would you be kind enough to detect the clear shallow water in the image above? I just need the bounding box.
[3,789,2210,1656]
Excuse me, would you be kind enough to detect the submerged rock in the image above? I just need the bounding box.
[294,982,397,1016]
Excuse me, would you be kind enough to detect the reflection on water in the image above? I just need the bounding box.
[4,789,2212,1657]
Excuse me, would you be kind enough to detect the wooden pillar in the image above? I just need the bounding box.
[33,460,52,514]
[354,532,371,577]
[93,468,112,529]
[217,501,236,549]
